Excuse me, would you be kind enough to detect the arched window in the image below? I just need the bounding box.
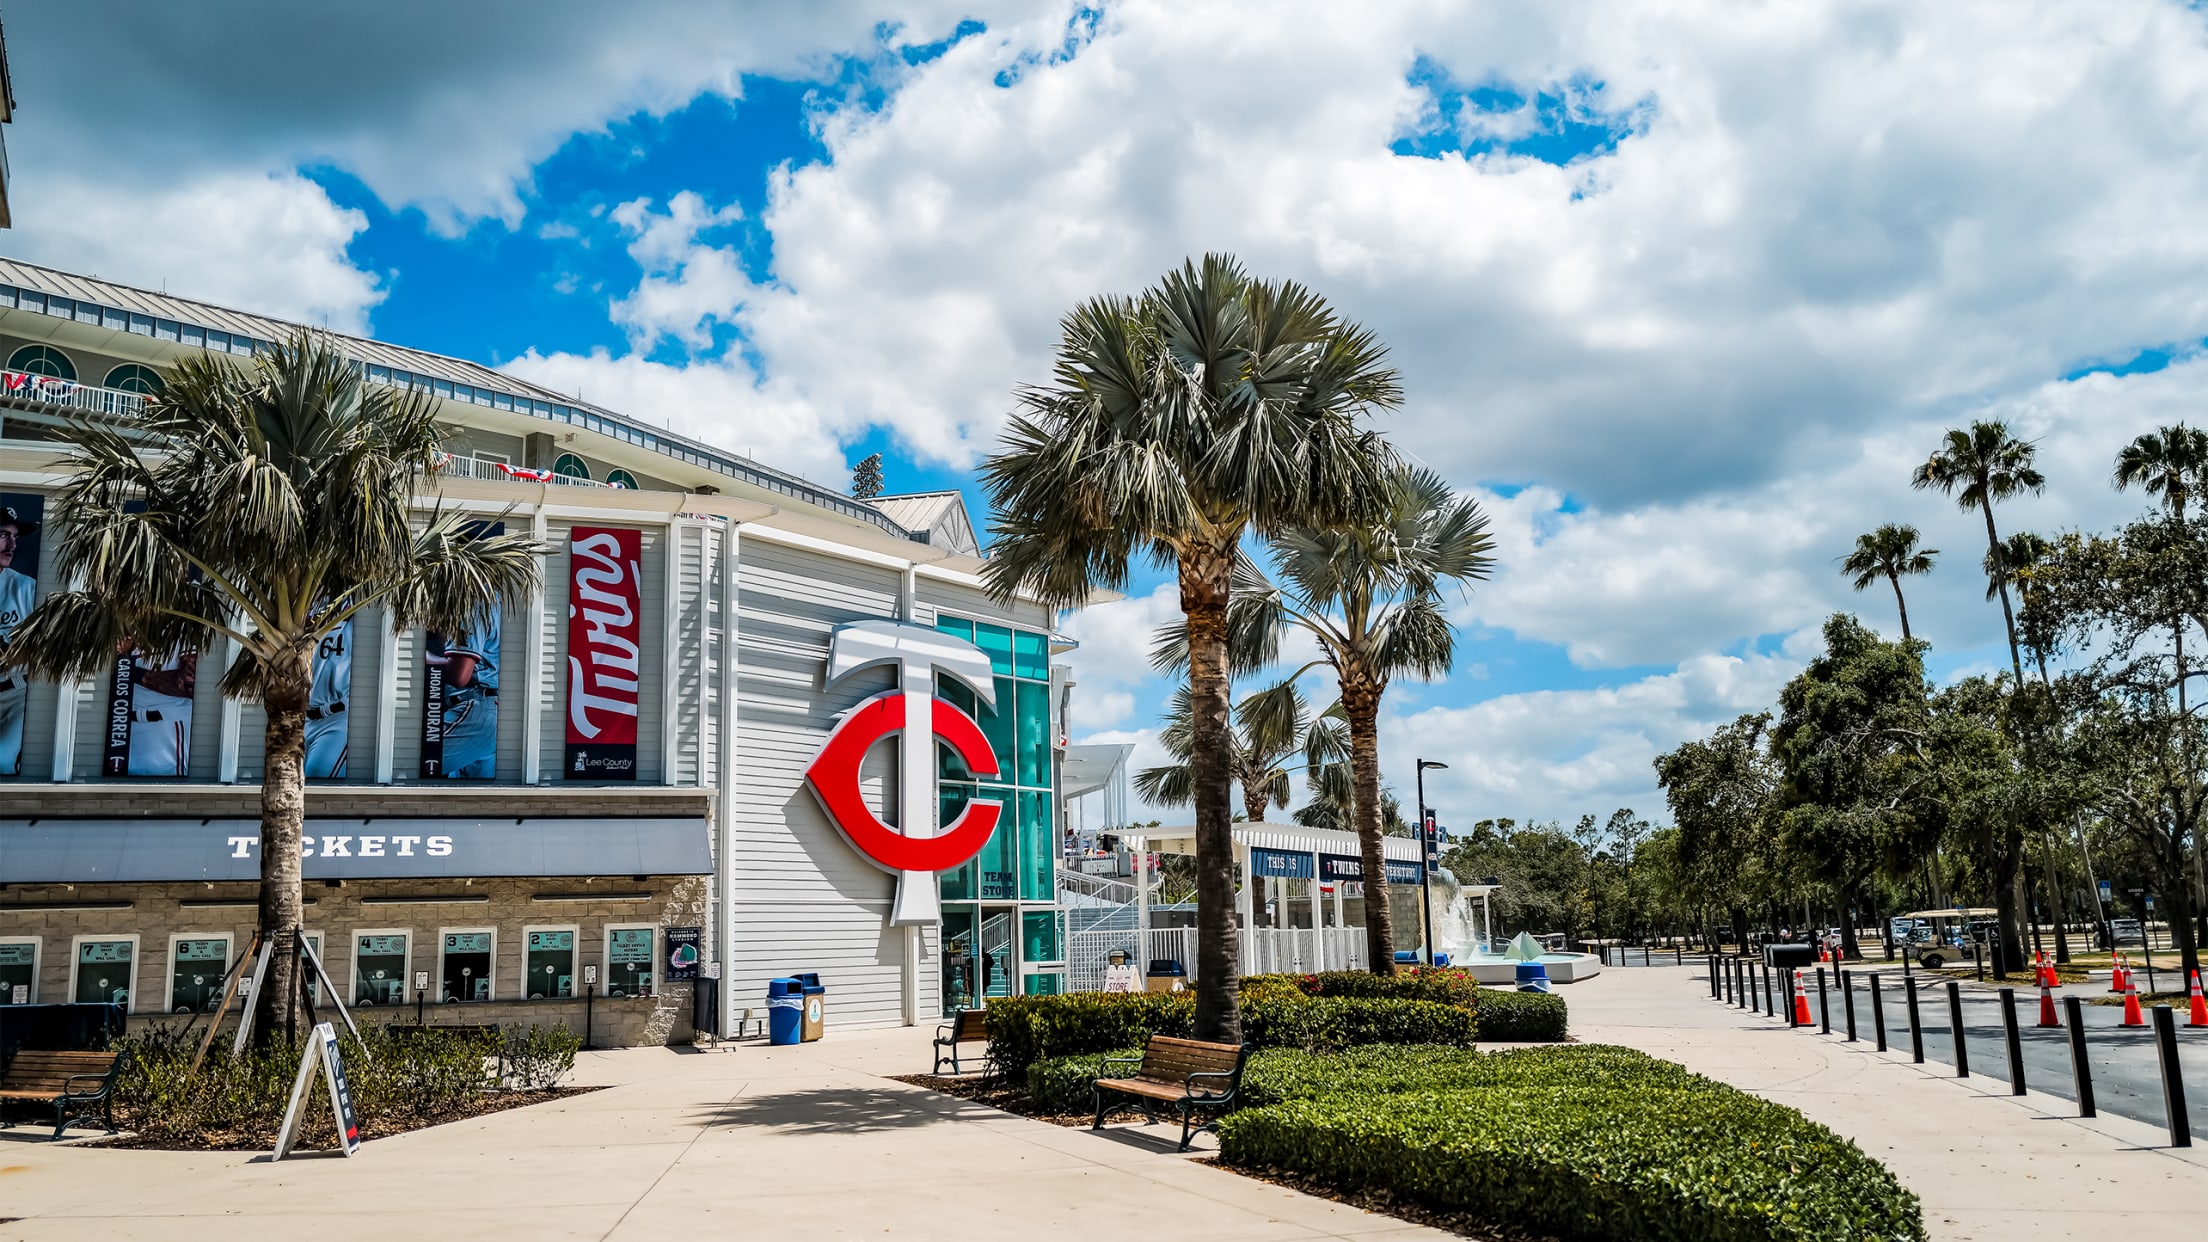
[552,453,591,481]
[7,345,76,381]
[605,469,639,490]
[104,364,164,395]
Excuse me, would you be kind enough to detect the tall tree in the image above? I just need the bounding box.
[981,255,1396,1040]
[1840,523,1937,643]
[1912,420,2045,685]
[1135,683,1326,822]
[7,334,542,1043]
[850,452,885,500]
[1655,712,1782,949]
[1164,462,1493,974]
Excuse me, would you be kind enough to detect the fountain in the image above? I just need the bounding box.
[1426,870,1603,985]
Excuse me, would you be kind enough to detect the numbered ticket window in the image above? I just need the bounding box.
[440,930,493,1002]
[606,927,654,997]
[168,936,232,1014]
[523,929,575,1000]
[73,938,135,1007]
[353,932,408,1006]
[0,940,36,1004]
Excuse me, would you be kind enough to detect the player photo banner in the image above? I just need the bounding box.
[0,493,43,777]
[102,642,196,779]
[305,616,352,780]
[421,521,505,780]
[563,526,641,781]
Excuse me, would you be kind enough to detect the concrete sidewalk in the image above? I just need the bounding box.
[1572,965,2207,1242]
[0,1025,1446,1242]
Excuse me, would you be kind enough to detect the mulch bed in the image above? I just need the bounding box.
[886,1073,1095,1126]
[76,1085,603,1151]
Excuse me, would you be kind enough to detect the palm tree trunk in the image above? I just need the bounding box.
[253,645,312,1048]
[1180,542,1242,1043]
[1342,678,1394,976]
[1982,506,2025,686]
[1887,572,1913,644]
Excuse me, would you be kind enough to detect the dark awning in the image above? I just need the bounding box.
[0,817,713,883]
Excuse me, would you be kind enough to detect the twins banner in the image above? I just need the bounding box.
[421,522,505,780]
[102,642,197,778]
[0,494,43,777]
[564,526,641,780]
[304,616,352,779]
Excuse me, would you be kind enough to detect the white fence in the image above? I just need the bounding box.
[1063,925,1370,992]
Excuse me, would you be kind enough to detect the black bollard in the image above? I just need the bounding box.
[1763,963,1776,1016]
[2063,995,2095,1118]
[2151,1006,2192,1148]
[1842,969,1858,1041]
[1998,987,2025,1095]
[1785,971,1799,1028]
[1817,966,1831,1034]
[1905,977,1925,1063]
[1947,979,1969,1078]
[1870,975,1888,1052]
[1710,953,1719,998]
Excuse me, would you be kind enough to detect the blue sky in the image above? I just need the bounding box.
[8,1,2204,825]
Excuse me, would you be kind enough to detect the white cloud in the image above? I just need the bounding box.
[1054,583,1181,732]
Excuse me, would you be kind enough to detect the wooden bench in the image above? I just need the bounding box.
[0,1049,125,1140]
[932,1009,989,1075]
[1092,1035,1248,1151]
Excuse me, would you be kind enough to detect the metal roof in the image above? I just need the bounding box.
[867,490,981,556]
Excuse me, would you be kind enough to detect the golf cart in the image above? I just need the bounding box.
[1895,908,1999,969]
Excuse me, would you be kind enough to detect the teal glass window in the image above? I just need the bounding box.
[935,676,977,781]
[354,934,407,1006]
[1021,911,1062,965]
[170,938,230,1014]
[606,468,640,490]
[1016,680,1051,787]
[0,943,33,1004]
[441,932,493,1002]
[75,940,132,1006]
[936,615,974,644]
[974,623,1014,677]
[608,928,654,996]
[976,786,1016,899]
[978,677,1016,780]
[1022,972,1063,996]
[553,452,591,480]
[8,344,75,380]
[938,784,975,901]
[525,930,575,999]
[1013,630,1049,680]
[104,364,164,394]
[1019,791,1054,900]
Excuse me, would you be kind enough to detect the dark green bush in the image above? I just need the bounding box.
[503,1023,582,1089]
[1248,967,1484,1008]
[987,991,1480,1078]
[1469,988,1568,1041]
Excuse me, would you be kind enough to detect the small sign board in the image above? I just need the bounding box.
[9,985,24,1005]
[2098,879,2113,903]
[413,970,430,993]
[582,964,599,986]
[1102,964,1138,994]
[272,1022,361,1161]
[665,927,701,981]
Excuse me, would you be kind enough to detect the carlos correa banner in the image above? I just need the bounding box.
[102,642,197,778]
[421,521,504,780]
[563,526,641,781]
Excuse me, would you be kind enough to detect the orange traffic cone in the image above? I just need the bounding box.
[2188,970,2207,1028]
[1792,969,1814,1025]
[2121,971,2146,1027]
[2038,977,2060,1028]
[2109,954,2128,995]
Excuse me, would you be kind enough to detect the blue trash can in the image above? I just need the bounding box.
[767,977,804,1045]
[1515,960,1552,994]
[1144,959,1186,994]
[1393,950,1421,966]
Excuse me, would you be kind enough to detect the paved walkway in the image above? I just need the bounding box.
[0,1026,1446,1242]
[1573,964,2208,1242]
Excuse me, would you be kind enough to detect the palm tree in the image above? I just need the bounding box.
[2113,424,2208,521]
[1840,524,1937,642]
[7,333,541,1043]
[1166,462,1493,974]
[1135,683,1327,823]
[1911,421,2044,686]
[981,255,1398,1041]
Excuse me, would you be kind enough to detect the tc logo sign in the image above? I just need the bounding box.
[804,620,1003,925]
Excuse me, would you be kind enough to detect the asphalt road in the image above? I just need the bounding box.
[1686,958,2208,1136]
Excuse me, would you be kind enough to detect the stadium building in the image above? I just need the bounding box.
[0,257,1085,1043]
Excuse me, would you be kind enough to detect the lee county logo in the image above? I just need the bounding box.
[804,621,1002,925]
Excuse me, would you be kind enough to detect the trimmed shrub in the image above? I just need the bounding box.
[988,992,1480,1078]
[1219,1082,1922,1242]
[1469,989,1568,1041]
[1251,967,1484,1009]
[503,1023,583,1089]
[1027,1049,1126,1113]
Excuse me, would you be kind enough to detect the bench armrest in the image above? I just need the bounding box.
[1182,1068,1238,1099]
[60,1072,114,1098]
[1097,1054,1143,1075]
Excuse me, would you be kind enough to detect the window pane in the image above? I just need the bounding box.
[976,786,1015,899]
[355,935,406,1006]
[442,933,492,1002]
[302,934,323,1005]
[1021,910,1060,964]
[1013,630,1048,680]
[0,944,32,1003]
[1019,791,1054,901]
[1022,972,1063,996]
[935,676,976,781]
[974,624,1013,677]
[977,678,1016,782]
[1016,680,1050,788]
[169,939,228,1014]
[608,929,654,997]
[76,941,132,1005]
[935,615,974,644]
[938,785,975,901]
[524,930,575,999]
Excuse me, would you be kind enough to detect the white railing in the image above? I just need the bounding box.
[1062,925,1371,993]
[1058,869,1148,907]
[0,370,149,421]
[433,455,615,488]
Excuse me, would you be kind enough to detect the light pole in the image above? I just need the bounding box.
[1416,760,1447,966]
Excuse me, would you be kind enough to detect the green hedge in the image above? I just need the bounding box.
[986,992,1479,1078]
[1214,1047,1922,1242]
[1250,967,1484,1008]
[1470,988,1568,1041]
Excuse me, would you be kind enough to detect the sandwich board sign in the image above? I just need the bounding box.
[272,1022,361,1160]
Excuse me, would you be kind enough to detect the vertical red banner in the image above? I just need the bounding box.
[564,526,642,780]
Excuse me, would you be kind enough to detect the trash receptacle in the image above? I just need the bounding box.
[1514,960,1552,993]
[767,977,804,1046]
[1144,959,1186,993]
[1762,943,1814,969]
[793,971,826,1042]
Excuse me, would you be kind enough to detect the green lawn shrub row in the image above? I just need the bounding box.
[985,992,1479,1078]
[1246,967,1484,1008]
[1469,988,1568,1041]
[1210,1047,1923,1242]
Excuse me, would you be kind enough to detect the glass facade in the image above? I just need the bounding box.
[936,615,1063,1014]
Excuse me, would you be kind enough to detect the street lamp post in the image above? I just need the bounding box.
[1416,760,1448,966]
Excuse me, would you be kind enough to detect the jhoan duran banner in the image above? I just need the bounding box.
[563,526,641,780]
[420,521,504,780]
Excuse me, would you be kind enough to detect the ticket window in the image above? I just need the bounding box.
[300,933,324,1005]
[169,936,232,1014]
[440,931,493,1002]
[74,939,135,1007]
[353,933,408,1007]
[523,929,575,1000]
[605,927,654,998]
[0,941,36,1004]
